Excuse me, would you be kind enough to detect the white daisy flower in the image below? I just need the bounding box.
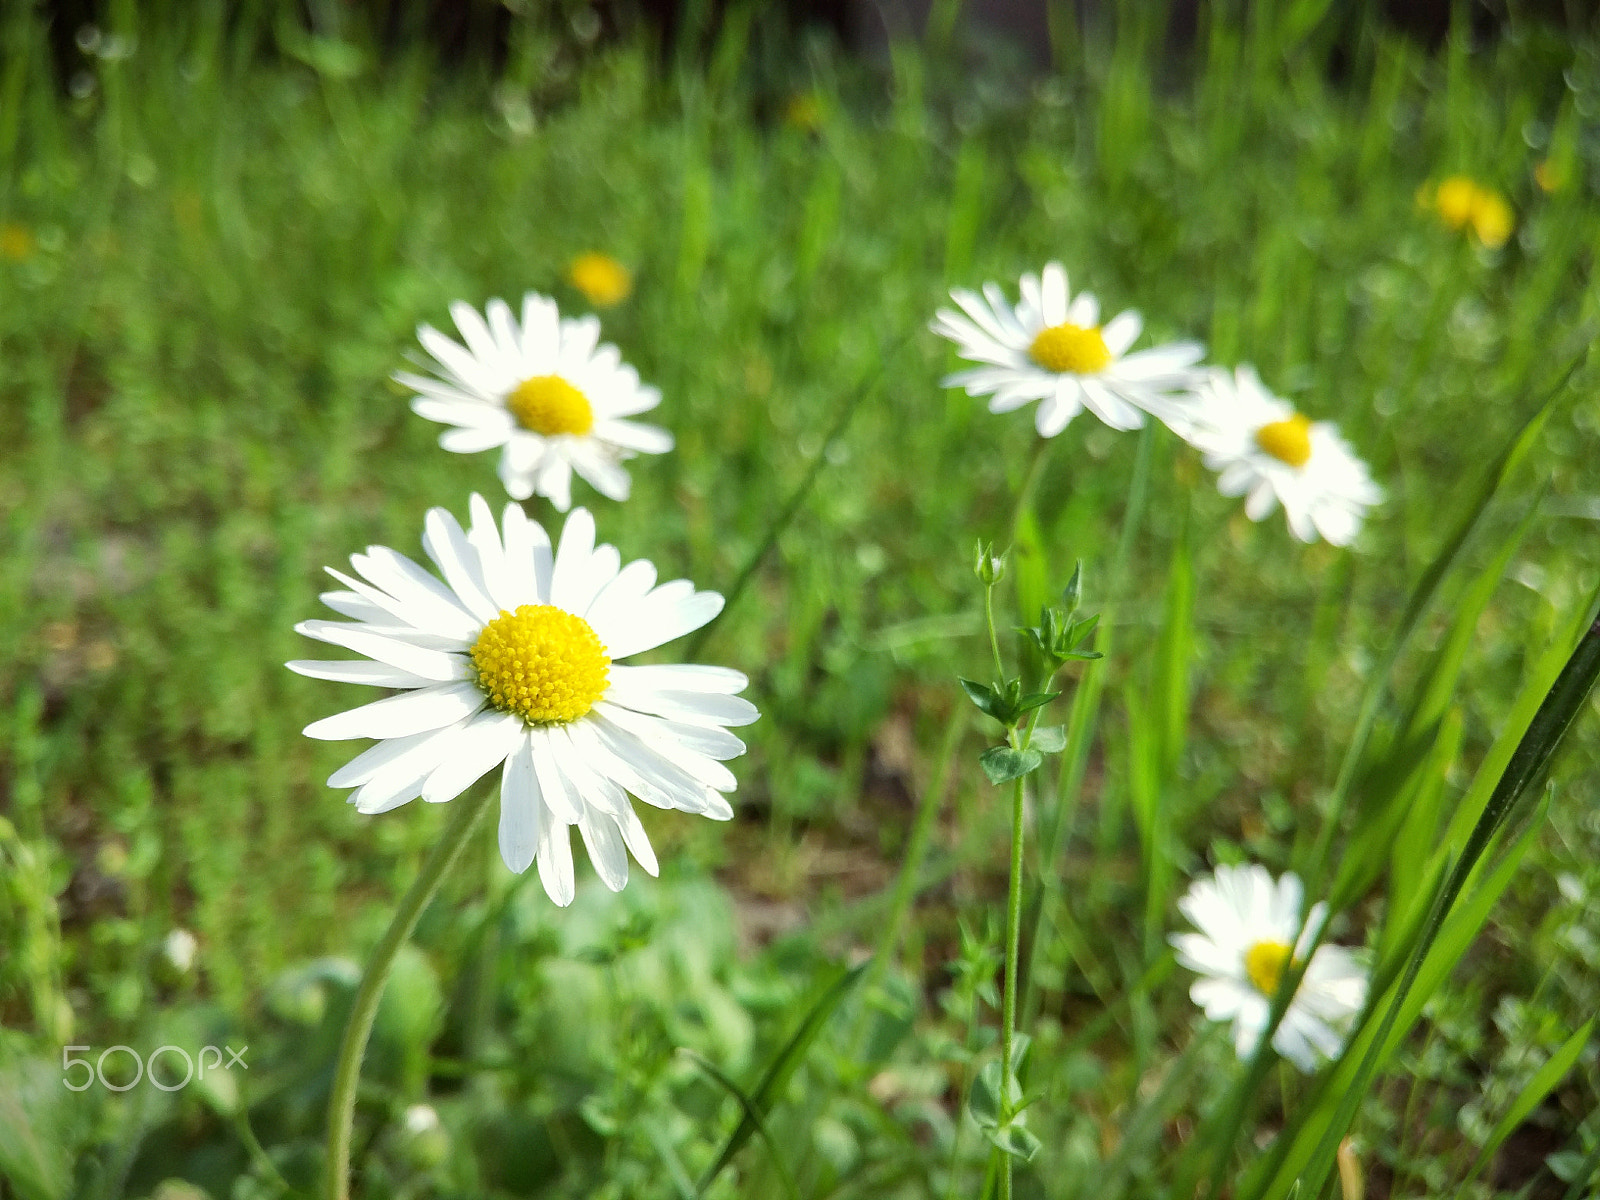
[1170,864,1368,1073]
[930,261,1204,437]
[398,294,672,510]
[287,496,757,907]
[1186,366,1383,546]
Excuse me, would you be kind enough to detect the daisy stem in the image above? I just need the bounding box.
[325,784,494,1200]
[998,768,1026,1200]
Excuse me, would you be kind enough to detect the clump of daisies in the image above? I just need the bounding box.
[289,495,757,906]
[1185,365,1384,546]
[931,261,1205,437]
[397,294,671,510]
[1171,864,1368,1071]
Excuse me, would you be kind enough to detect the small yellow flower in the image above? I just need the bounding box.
[0,222,35,262]
[566,252,632,307]
[1420,175,1514,249]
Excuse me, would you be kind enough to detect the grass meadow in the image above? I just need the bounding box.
[3,2,1600,1197]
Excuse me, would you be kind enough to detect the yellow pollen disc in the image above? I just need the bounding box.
[1255,413,1313,468]
[507,375,594,437]
[469,604,610,725]
[1244,940,1294,997]
[1029,322,1113,375]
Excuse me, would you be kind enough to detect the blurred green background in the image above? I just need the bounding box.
[2,1,1600,1196]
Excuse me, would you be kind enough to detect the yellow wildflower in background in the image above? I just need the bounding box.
[0,222,35,261]
[567,252,632,307]
[1417,175,1514,249]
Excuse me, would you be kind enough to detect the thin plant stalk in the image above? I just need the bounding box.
[325,784,495,1200]
[997,768,1027,1200]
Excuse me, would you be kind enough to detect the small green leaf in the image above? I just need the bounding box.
[980,745,1043,785]
[1015,690,1061,715]
[958,677,1003,721]
[1029,726,1067,754]
[968,1060,1003,1130]
[987,1121,1042,1163]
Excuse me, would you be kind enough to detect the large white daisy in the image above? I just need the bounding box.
[930,261,1204,437]
[398,294,672,510]
[1185,365,1383,546]
[287,496,756,907]
[1170,865,1368,1073]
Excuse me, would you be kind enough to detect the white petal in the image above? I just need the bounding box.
[293,621,468,683]
[1039,262,1068,326]
[583,558,658,629]
[499,501,553,605]
[615,807,659,876]
[594,582,723,660]
[520,293,560,365]
[485,297,522,361]
[287,659,436,689]
[608,663,748,694]
[418,324,498,397]
[328,726,454,788]
[498,733,541,873]
[440,425,512,454]
[422,507,498,623]
[595,418,673,454]
[578,813,629,892]
[466,493,520,612]
[347,548,482,640]
[536,819,576,907]
[566,442,633,502]
[420,711,524,804]
[349,720,477,812]
[303,681,485,741]
[549,508,597,612]
[527,727,584,824]
[601,683,758,731]
[450,300,505,370]
[1101,310,1142,355]
[595,705,738,792]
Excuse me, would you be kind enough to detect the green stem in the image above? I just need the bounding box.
[997,770,1026,1200]
[325,785,494,1200]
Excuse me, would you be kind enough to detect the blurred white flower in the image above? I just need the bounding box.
[162,928,198,974]
[1185,366,1382,545]
[1171,864,1367,1072]
[288,496,757,906]
[399,294,671,510]
[931,261,1203,437]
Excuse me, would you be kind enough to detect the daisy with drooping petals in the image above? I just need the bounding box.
[1171,864,1368,1072]
[930,261,1205,437]
[287,496,757,907]
[398,294,671,510]
[1185,365,1383,546]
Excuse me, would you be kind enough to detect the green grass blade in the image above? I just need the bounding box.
[696,962,868,1195]
[1460,1017,1595,1192]
[1287,593,1600,1198]
[682,1048,803,1200]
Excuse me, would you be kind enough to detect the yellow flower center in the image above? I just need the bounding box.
[1029,323,1112,375]
[567,252,633,307]
[507,375,594,437]
[1255,413,1313,468]
[1245,940,1294,997]
[469,605,610,725]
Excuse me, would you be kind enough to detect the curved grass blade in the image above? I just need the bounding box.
[696,962,869,1195]
[684,333,911,659]
[1460,1017,1595,1193]
[681,1048,802,1200]
[1289,594,1600,1198]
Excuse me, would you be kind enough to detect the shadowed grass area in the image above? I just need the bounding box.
[2,3,1599,1197]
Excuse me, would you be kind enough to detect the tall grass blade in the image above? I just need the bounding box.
[682,1048,803,1200]
[696,962,868,1194]
[1460,1017,1595,1192]
[1283,592,1600,1198]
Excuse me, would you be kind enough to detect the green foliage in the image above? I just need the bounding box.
[3,0,1600,1196]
